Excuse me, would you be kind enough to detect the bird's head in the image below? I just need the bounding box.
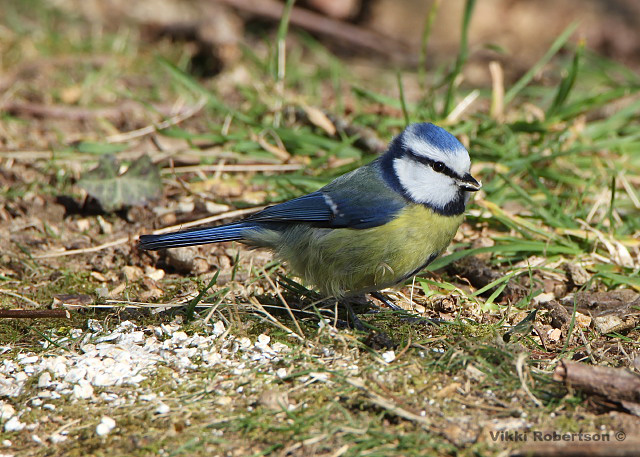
[381,123,481,216]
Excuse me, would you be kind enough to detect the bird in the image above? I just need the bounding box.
[139,122,481,300]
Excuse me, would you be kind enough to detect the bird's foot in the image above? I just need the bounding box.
[369,291,403,311]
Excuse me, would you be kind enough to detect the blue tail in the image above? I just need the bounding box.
[138,222,253,250]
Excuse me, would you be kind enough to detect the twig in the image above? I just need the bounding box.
[33,206,264,259]
[444,89,480,123]
[2,100,144,121]
[0,309,71,319]
[345,377,432,426]
[202,289,231,325]
[489,61,504,120]
[215,0,412,59]
[0,289,42,307]
[49,419,82,441]
[394,335,413,361]
[34,238,131,259]
[259,266,304,338]
[0,55,110,92]
[247,296,304,341]
[105,98,207,143]
[553,359,640,407]
[516,352,543,407]
[1,99,204,128]
[163,163,304,174]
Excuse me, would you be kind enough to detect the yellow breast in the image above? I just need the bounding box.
[279,205,464,297]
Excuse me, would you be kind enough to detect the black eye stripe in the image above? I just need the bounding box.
[409,153,459,179]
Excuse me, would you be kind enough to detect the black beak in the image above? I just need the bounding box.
[459,173,482,192]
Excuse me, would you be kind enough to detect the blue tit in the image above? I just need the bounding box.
[139,122,481,298]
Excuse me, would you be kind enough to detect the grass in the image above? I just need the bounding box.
[0,0,639,456]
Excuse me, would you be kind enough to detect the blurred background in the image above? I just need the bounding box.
[40,0,640,81]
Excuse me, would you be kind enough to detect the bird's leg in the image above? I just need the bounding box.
[369,291,447,326]
[369,291,403,311]
[344,301,367,331]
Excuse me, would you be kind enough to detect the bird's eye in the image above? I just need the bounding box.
[432,161,445,172]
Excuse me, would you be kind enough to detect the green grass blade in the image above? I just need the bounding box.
[418,0,442,91]
[442,0,476,116]
[547,42,583,117]
[397,71,411,126]
[504,22,578,105]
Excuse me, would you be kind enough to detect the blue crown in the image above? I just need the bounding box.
[409,123,464,152]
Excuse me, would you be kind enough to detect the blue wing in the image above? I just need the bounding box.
[246,161,407,229]
[245,192,334,223]
[138,160,407,250]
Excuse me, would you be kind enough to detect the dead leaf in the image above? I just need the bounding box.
[78,154,162,212]
[301,104,336,135]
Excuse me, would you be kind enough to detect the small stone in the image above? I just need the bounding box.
[215,396,232,406]
[76,218,91,231]
[204,201,231,214]
[17,355,39,365]
[4,416,25,432]
[2,439,11,447]
[95,287,109,298]
[73,379,94,399]
[212,321,225,337]
[533,292,555,305]
[49,433,68,444]
[90,271,107,282]
[165,247,199,273]
[465,364,485,381]
[574,312,591,329]
[155,402,170,414]
[593,315,634,334]
[170,332,189,346]
[144,266,165,281]
[310,372,329,382]
[87,319,103,333]
[381,351,396,363]
[96,216,112,234]
[64,367,87,383]
[0,403,15,421]
[258,389,289,411]
[564,262,590,286]
[256,334,270,346]
[271,342,289,353]
[96,416,116,436]
[547,328,562,342]
[122,265,143,282]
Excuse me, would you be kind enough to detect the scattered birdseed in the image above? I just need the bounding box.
[155,402,170,414]
[381,350,396,363]
[95,416,116,436]
[3,417,25,433]
[0,318,309,435]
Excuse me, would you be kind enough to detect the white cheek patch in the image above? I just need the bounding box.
[402,129,471,177]
[393,157,459,207]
